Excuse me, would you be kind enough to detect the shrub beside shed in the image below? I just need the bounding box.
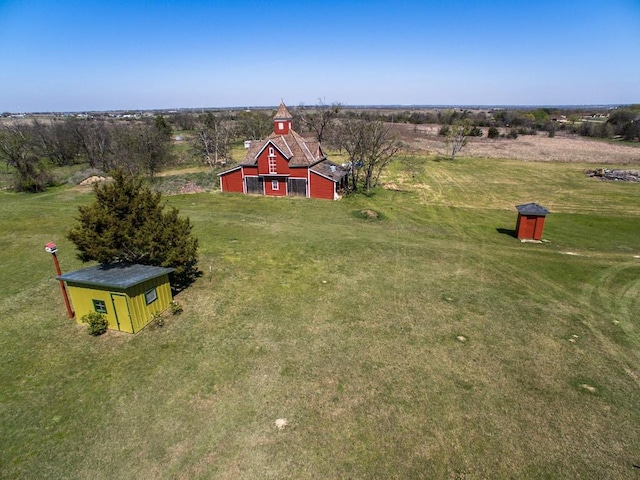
[57,263,174,333]
[515,203,549,241]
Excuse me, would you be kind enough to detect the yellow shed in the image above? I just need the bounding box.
[57,263,174,333]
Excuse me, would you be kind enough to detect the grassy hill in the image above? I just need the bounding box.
[1,155,639,479]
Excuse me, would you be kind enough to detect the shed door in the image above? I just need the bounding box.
[111,293,134,333]
[520,216,536,239]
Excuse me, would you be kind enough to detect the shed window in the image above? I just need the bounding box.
[93,299,107,314]
[145,288,158,305]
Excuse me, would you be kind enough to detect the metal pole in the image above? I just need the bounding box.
[51,252,74,319]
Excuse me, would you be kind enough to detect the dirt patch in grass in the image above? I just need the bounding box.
[177,182,207,194]
[79,175,110,186]
[353,209,383,220]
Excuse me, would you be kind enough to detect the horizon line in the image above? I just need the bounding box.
[3,103,637,115]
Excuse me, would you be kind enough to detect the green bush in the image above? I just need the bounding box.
[152,312,164,327]
[169,301,183,315]
[469,126,483,137]
[82,312,108,336]
[488,126,500,139]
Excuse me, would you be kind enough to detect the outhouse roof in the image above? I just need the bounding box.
[516,202,549,216]
[57,263,174,290]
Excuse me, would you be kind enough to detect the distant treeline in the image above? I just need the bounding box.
[0,115,175,191]
[1,104,638,192]
[0,111,280,192]
[340,105,640,141]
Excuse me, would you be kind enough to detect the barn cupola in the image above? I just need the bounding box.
[273,101,293,135]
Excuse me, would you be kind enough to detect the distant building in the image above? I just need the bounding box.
[218,102,348,200]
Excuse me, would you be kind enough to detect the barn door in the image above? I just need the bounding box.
[287,178,307,197]
[245,177,264,194]
[110,293,134,333]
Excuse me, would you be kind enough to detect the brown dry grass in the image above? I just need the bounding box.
[392,123,640,165]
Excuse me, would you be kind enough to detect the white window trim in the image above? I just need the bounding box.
[145,288,158,305]
[272,180,279,190]
[268,157,277,174]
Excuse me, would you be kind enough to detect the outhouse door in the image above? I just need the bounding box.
[520,216,536,239]
[111,293,134,333]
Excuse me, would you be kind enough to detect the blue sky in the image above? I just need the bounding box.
[0,0,638,112]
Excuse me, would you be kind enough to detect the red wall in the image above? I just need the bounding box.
[264,177,286,196]
[533,216,546,240]
[257,145,289,176]
[309,172,335,200]
[243,166,258,176]
[516,214,546,240]
[289,168,307,178]
[274,120,291,135]
[220,169,243,193]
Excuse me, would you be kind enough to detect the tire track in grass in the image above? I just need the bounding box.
[577,263,640,386]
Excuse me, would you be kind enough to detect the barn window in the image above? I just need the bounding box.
[269,157,277,173]
[278,122,284,130]
[272,180,279,190]
[268,147,274,156]
[145,288,158,305]
[92,299,107,314]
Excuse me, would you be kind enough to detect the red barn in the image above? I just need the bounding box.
[218,102,348,200]
[515,203,549,240]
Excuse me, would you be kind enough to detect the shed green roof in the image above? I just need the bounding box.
[57,263,174,290]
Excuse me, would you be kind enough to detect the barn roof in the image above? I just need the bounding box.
[311,160,348,181]
[57,263,174,290]
[516,203,549,216]
[274,102,293,120]
[241,130,324,167]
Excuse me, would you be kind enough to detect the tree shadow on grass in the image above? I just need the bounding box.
[170,265,202,295]
[496,227,517,238]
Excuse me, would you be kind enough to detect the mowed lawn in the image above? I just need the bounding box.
[1,156,639,479]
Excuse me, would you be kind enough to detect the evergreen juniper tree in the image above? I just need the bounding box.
[68,170,199,290]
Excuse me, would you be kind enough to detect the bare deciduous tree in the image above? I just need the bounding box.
[32,118,81,166]
[0,123,53,191]
[109,120,173,177]
[446,122,470,160]
[73,119,113,170]
[337,119,403,192]
[236,110,272,140]
[296,98,342,144]
[192,113,234,167]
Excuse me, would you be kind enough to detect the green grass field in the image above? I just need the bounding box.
[1,156,639,479]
